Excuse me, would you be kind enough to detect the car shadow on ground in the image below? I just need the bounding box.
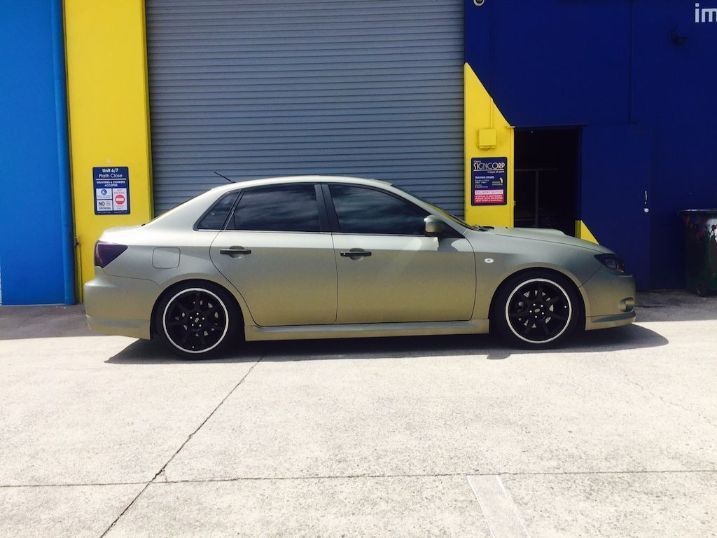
[0,291,713,341]
[106,323,668,365]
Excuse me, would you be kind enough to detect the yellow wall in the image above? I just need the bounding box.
[64,0,153,299]
[575,220,599,244]
[464,63,514,227]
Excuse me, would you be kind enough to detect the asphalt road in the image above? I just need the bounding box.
[0,291,715,537]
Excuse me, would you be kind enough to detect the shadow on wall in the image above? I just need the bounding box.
[106,324,668,365]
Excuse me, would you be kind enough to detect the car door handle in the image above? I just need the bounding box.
[220,246,252,257]
[340,248,372,259]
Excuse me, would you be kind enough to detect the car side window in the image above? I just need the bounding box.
[227,184,321,232]
[329,184,428,235]
[196,192,239,230]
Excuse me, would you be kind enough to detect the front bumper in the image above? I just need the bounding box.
[586,311,636,330]
[84,271,160,339]
[581,269,637,331]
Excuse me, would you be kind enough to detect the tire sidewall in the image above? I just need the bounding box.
[154,282,240,359]
[492,270,583,349]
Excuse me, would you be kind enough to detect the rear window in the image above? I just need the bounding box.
[227,184,321,232]
[196,192,239,230]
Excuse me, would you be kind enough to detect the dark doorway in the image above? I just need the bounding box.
[514,128,579,236]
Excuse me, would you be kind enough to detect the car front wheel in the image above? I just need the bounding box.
[492,271,582,348]
[155,283,240,358]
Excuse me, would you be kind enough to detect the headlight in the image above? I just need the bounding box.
[595,254,625,274]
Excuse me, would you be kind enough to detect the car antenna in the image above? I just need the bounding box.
[213,170,236,183]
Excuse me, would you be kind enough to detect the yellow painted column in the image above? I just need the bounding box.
[64,0,153,299]
[575,220,599,244]
[464,64,514,227]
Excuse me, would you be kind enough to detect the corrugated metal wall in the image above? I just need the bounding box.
[146,0,464,214]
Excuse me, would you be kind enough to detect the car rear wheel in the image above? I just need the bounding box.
[155,283,240,358]
[492,271,582,348]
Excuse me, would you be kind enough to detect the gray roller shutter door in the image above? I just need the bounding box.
[146,0,464,215]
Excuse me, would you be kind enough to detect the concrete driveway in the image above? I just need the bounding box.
[0,291,715,537]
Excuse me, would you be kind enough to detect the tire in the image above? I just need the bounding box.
[491,270,583,349]
[154,282,241,359]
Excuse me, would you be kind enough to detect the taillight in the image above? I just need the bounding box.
[94,242,128,268]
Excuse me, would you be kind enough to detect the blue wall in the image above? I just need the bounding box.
[0,0,74,304]
[466,0,717,288]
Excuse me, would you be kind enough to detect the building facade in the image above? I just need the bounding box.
[1,0,716,304]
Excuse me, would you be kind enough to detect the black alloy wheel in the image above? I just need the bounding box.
[492,271,581,348]
[506,278,571,344]
[155,283,240,358]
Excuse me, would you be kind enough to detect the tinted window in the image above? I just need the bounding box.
[228,184,321,232]
[329,184,428,235]
[196,192,239,230]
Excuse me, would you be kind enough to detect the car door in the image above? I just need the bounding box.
[326,183,476,324]
[209,183,337,327]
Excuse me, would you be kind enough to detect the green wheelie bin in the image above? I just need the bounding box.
[680,209,717,296]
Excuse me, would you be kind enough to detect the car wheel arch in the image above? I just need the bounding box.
[488,267,588,330]
[149,278,246,339]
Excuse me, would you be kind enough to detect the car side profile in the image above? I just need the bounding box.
[85,176,636,357]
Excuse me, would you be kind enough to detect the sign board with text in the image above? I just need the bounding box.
[93,167,130,215]
[471,157,507,206]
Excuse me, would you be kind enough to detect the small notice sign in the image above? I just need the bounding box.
[93,167,130,215]
[471,157,507,206]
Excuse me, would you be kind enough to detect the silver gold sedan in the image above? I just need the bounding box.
[85,176,635,357]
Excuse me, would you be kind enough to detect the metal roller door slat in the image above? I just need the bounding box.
[147,0,463,214]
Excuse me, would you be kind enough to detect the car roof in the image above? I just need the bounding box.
[145,175,405,231]
[209,175,392,194]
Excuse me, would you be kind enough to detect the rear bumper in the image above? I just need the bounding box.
[84,271,159,339]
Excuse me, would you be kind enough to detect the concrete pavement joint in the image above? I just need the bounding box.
[146,468,717,485]
[3,468,715,489]
[98,356,264,537]
[0,481,146,489]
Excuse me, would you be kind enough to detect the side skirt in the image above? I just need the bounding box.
[244,319,489,342]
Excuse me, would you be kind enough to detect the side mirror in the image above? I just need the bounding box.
[424,215,446,237]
